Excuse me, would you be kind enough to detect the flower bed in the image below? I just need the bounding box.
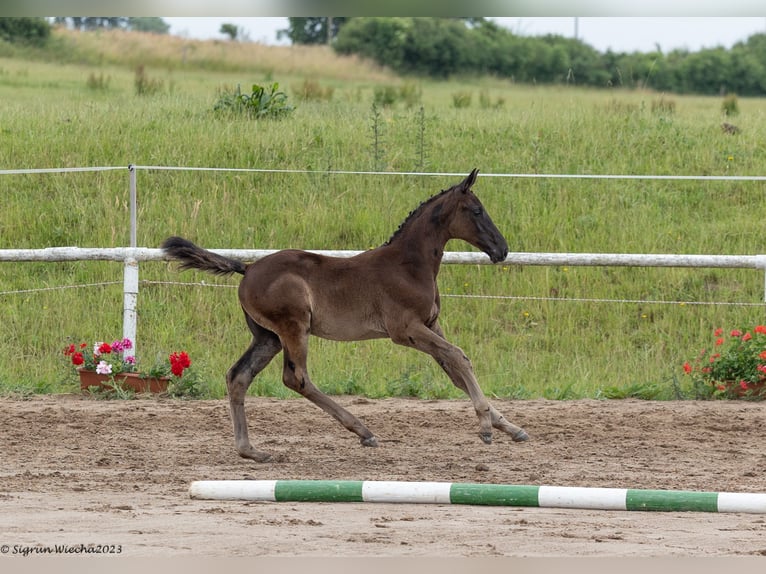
[684,325,766,400]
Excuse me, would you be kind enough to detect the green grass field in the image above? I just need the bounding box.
[1,29,765,399]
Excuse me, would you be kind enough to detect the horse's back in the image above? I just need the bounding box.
[240,249,390,341]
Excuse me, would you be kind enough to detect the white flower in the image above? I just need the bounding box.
[95,361,112,375]
[93,342,104,357]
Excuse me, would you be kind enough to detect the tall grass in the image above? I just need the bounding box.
[1,31,766,400]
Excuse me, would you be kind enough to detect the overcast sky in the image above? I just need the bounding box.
[163,17,766,53]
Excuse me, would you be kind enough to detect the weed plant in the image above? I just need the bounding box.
[1,30,766,401]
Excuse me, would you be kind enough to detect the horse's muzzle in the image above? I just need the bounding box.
[487,246,509,264]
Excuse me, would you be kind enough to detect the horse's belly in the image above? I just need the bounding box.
[310,315,387,342]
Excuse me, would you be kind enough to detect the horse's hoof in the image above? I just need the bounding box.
[512,429,529,442]
[238,448,272,463]
[480,432,493,445]
[361,436,379,448]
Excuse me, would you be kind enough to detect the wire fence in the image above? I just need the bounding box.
[2,164,766,353]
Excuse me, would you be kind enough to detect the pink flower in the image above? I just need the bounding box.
[743,332,752,342]
[96,361,112,375]
[731,329,743,337]
[740,380,749,390]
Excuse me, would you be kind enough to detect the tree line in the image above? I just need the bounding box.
[4,17,766,96]
[294,17,766,96]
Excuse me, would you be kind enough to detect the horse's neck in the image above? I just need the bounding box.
[385,217,449,278]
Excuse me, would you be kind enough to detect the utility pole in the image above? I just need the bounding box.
[574,17,579,41]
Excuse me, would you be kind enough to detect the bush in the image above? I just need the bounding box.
[0,18,50,46]
[214,82,295,119]
[293,79,334,102]
[721,94,739,116]
[134,65,164,96]
[451,91,472,108]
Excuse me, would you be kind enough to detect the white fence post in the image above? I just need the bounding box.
[123,256,139,359]
[123,165,138,358]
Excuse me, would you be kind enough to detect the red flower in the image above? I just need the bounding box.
[759,351,766,360]
[714,327,724,337]
[71,352,84,366]
[743,332,752,342]
[731,329,743,337]
[64,344,76,356]
[740,380,749,390]
[715,338,724,346]
[169,351,191,377]
[756,325,766,335]
[98,342,113,354]
[683,362,692,374]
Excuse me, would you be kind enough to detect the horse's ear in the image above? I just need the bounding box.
[461,168,479,192]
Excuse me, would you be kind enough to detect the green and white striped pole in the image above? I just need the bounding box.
[189,480,766,514]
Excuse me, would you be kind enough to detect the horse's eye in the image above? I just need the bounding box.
[472,207,482,216]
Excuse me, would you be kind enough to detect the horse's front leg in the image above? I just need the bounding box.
[397,320,528,444]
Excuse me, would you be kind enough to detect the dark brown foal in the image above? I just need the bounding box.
[162,169,528,462]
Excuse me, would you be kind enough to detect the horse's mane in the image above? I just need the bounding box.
[383,184,459,246]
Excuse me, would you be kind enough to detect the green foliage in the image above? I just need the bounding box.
[86,72,110,91]
[684,326,766,400]
[293,78,334,101]
[134,65,164,96]
[372,83,421,108]
[219,23,240,41]
[126,18,170,35]
[53,18,129,31]
[721,94,739,116]
[451,91,472,108]
[333,18,766,96]
[0,18,50,46]
[4,50,766,401]
[279,17,349,45]
[214,82,295,119]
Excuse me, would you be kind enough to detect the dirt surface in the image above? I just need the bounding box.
[1,394,766,557]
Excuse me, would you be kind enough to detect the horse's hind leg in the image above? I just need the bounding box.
[279,327,378,447]
[227,316,282,462]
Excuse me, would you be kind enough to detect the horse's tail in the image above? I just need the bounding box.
[161,236,246,276]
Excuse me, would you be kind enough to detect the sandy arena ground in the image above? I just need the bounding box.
[1,394,766,558]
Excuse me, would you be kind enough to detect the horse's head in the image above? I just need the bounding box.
[446,169,509,263]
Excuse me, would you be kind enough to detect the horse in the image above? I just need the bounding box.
[161,169,528,462]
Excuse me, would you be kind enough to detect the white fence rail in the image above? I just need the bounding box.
[3,164,766,357]
[2,247,766,359]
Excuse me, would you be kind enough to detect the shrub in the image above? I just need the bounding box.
[721,94,739,116]
[214,82,295,119]
[0,17,50,46]
[373,85,398,107]
[86,72,110,91]
[293,78,334,102]
[651,96,676,115]
[683,325,766,400]
[134,65,163,96]
[451,91,472,109]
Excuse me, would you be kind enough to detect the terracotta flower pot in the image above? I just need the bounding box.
[78,368,169,394]
[724,378,766,399]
